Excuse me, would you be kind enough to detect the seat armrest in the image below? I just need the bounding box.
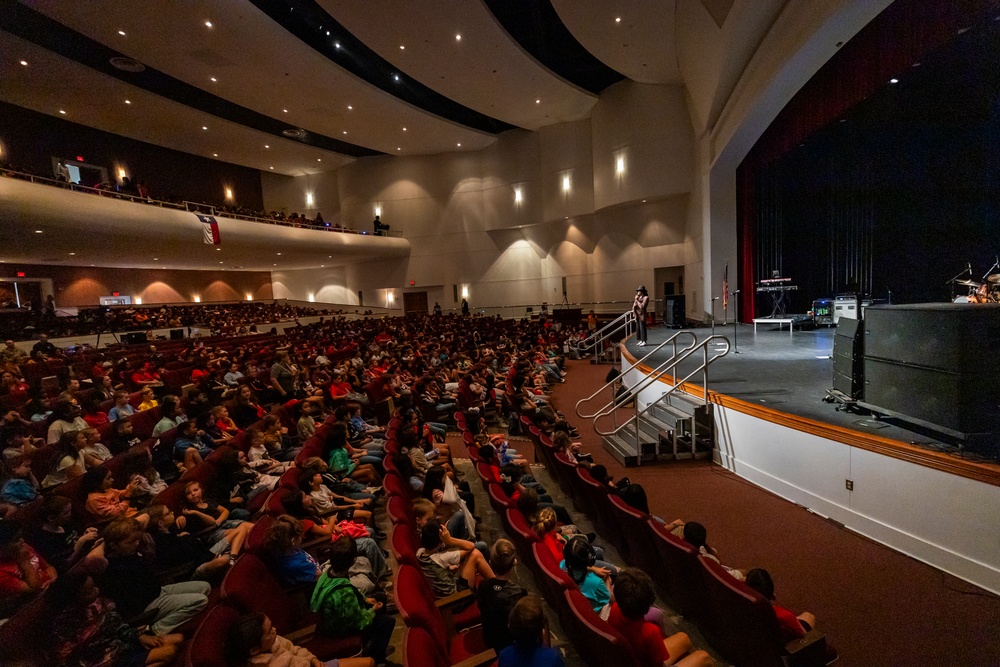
[285,623,317,644]
[784,629,827,667]
[434,588,473,609]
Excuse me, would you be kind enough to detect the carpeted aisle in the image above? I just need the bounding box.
[549,357,1000,667]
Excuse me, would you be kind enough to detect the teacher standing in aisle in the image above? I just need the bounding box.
[633,286,649,346]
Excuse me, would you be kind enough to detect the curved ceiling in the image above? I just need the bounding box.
[0,0,803,177]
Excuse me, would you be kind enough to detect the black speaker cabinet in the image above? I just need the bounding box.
[169,329,185,340]
[863,304,1000,436]
[832,318,864,398]
[122,332,147,345]
[664,295,686,328]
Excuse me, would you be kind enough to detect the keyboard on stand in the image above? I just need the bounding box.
[756,278,798,317]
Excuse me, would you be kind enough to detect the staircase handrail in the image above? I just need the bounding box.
[575,310,634,354]
[575,331,698,419]
[593,335,731,438]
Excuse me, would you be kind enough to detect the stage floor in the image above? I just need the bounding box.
[624,322,977,454]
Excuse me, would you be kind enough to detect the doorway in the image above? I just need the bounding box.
[654,266,685,317]
[403,291,428,315]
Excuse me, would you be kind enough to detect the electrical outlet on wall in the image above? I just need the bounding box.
[846,479,854,491]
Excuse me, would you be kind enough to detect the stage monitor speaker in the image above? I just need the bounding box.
[664,295,686,328]
[122,332,146,345]
[169,329,184,340]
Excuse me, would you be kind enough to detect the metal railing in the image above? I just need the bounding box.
[573,310,635,364]
[0,169,402,236]
[577,333,731,464]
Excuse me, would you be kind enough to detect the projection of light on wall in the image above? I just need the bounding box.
[386,291,395,307]
[562,175,571,192]
[461,286,469,299]
[308,293,315,303]
[134,296,142,305]
[514,187,523,204]
[306,192,314,207]
[224,187,234,201]
[118,168,127,180]
[245,293,253,301]
[616,156,625,176]
[374,205,382,217]
[193,295,201,303]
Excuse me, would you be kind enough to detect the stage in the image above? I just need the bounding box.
[622,321,996,458]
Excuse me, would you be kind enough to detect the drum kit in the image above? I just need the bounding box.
[951,258,1000,303]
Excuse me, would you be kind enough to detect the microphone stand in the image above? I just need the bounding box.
[730,290,741,354]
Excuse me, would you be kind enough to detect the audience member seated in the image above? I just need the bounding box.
[26,495,99,572]
[46,572,185,667]
[46,401,88,445]
[108,390,136,421]
[280,491,387,569]
[745,568,818,641]
[225,611,376,667]
[109,418,142,455]
[607,568,712,667]
[311,535,395,665]
[416,519,494,598]
[41,430,89,489]
[152,396,187,438]
[672,521,745,581]
[97,517,210,634]
[178,481,254,563]
[0,519,57,620]
[561,535,612,617]
[82,467,148,522]
[498,595,565,667]
[144,505,230,581]
[477,538,528,653]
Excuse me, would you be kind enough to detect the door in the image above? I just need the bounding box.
[403,291,428,315]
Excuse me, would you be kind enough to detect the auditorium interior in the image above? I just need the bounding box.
[1,1,999,666]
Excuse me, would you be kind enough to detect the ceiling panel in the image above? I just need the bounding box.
[0,33,352,175]
[552,0,682,85]
[319,0,598,130]
[20,0,496,157]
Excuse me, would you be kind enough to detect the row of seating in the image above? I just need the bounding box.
[518,415,830,667]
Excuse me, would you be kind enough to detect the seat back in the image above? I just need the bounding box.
[530,541,573,617]
[486,483,514,515]
[220,553,307,635]
[504,507,539,562]
[606,494,651,566]
[697,555,785,667]
[402,626,449,667]
[0,595,50,666]
[647,519,708,623]
[245,514,275,558]
[383,470,412,500]
[394,564,448,654]
[551,451,578,498]
[386,495,413,526]
[390,524,420,567]
[562,588,638,667]
[185,603,240,667]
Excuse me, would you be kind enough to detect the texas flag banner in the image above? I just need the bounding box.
[197,214,221,245]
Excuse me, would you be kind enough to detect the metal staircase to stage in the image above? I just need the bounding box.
[575,329,731,467]
[574,311,637,365]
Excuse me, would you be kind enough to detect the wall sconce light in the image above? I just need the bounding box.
[224,187,234,201]
[461,286,469,299]
[305,192,314,207]
[308,293,315,303]
[118,168,127,180]
[386,291,395,305]
[562,175,571,192]
[514,187,522,204]
[193,295,201,303]
[245,293,253,302]
[374,205,382,217]
[134,296,142,305]
[616,156,625,175]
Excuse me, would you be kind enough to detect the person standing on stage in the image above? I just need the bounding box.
[633,286,649,346]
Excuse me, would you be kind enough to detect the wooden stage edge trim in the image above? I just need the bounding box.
[620,345,1000,488]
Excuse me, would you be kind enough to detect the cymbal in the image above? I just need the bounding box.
[954,279,982,287]
[988,274,1000,285]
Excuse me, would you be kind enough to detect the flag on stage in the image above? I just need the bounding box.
[197,214,221,245]
[722,262,729,312]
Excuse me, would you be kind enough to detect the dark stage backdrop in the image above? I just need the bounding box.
[737,0,1000,320]
[0,101,264,211]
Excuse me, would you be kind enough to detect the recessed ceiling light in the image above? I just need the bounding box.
[68,252,75,255]
[334,42,341,49]
[269,166,273,170]
[213,153,218,157]
[19,60,27,66]
[219,261,223,264]
[457,143,461,147]
[202,126,208,130]
[320,265,324,268]
[34,230,43,234]
[273,263,277,266]
[402,127,407,131]
[889,78,899,84]
[342,131,347,135]
[210,77,217,82]
[393,75,400,82]
[397,147,401,151]
[215,247,220,251]
[277,252,281,255]
[615,17,621,23]
[326,31,330,36]
[347,105,352,110]
[317,158,322,162]
[328,256,332,258]
[282,108,288,113]
[125,99,131,104]
[204,20,213,27]
[118,30,126,36]
[535,99,540,104]
[59,110,66,114]
[264,144,269,149]
[399,45,405,50]
[456,34,461,41]
[153,257,158,261]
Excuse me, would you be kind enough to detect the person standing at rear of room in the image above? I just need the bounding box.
[633,286,649,346]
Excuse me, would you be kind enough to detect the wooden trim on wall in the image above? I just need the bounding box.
[621,345,1000,487]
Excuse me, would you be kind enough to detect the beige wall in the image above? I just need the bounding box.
[1,264,273,307]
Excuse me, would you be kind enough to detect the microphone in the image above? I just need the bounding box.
[967,261,972,273]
